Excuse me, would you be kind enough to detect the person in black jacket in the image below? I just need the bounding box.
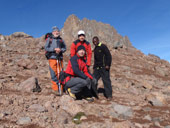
[92,36,112,100]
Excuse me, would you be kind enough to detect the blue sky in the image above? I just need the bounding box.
[0,0,170,62]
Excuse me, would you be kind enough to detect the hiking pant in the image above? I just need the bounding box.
[49,59,63,91]
[65,77,89,94]
[93,67,112,98]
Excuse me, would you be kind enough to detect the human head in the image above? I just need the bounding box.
[92,36,99,46]
[78,30,85,42]
[52,26,60,37]
[77,45,86,57]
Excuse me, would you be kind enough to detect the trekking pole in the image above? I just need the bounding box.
[57,59,62,96]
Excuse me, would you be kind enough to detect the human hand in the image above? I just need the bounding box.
[55,48,61,54]
[87,65,91,71]
[105,66,110,70]
[92,78,97,85]
[86,77,91,89]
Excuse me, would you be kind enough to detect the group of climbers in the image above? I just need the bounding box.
[44,26,112,101]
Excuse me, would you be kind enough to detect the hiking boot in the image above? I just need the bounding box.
[85,97,94,102]
[67,88,76,100]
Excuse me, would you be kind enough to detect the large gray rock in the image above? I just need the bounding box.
[57,95,84,116]
[55,109,71,124]
[16,117,31,125]
[112,104,133,119]
[144,115,152,121]
[28,104,46,112]
[17,59,37,69]
[146,92,167,106]
[17,77,37,92]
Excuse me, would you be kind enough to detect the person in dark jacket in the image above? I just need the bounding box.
[70,30,92,68]
[65,45,97,101]
[44,26,66,94]
[92,36,112,100]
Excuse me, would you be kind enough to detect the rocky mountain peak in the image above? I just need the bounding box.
[61,14,132,49]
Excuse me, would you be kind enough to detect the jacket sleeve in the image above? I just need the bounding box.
[61,40,66,53]
[70,56,87,79]
[83,66,93,79]
[44,38,55,52]
[86,44,92,66]
[70,42,76,57]
[102,44,112,67]
[93,51,97,69]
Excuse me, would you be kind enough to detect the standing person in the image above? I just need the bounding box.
[64,45,97,101]
[92,36,112,100]
[44,26,66,95]
[70,30,92,68]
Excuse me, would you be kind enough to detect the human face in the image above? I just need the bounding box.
[93,38,99,46]
[52,30,60,37]
[77,49,85,57]
[78,35,85,42]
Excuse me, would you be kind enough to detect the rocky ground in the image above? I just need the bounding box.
[0,34,170,128]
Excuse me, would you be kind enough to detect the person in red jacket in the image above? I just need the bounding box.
[70,30,92,68]
[65,45,97,101]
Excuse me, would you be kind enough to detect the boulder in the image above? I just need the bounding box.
[28,104,46,112]
[144,115,152,121]
[57,95,84,116]
[112,104,133,119]
[146,92,167,106]
[16,117,31,125]
[17,77,37,92]
[55,109,71,124]
[17,59,37,69]
[142,81,153,90]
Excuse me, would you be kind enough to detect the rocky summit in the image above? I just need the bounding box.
[0,15,170,128]
[61,14,132,50]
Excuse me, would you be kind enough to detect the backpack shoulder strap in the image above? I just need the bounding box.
[45,33,53,40]
[73,39,80,45]
[84,40,90,45]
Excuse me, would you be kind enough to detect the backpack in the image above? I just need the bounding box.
[59,71,71,86]
[45,33,53,59]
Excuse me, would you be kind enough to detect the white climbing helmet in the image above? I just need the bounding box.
[78,30,85,36]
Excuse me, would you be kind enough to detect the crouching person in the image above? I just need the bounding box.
[64,45,98,101]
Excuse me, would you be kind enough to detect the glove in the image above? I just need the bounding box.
[86,77,91,89]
